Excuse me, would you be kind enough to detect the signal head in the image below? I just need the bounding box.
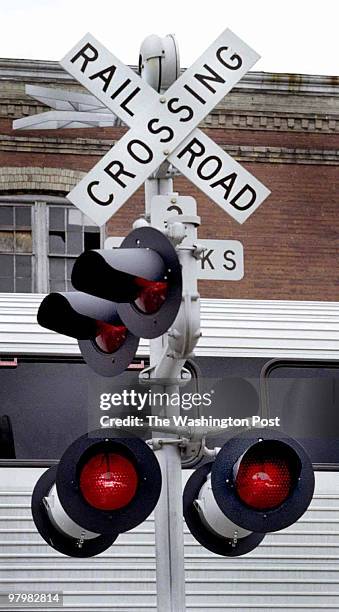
[183,463,265,557]
[56,431,162,535]
[37,292,139,377]
[211,428,315,533]
[71,226,182,339]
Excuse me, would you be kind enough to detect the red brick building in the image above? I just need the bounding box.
[0,58,338,299]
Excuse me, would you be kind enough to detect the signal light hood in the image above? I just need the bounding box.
[72,246,167,303]
[37,291,121,340]
[72,226,182,339]
[183,462,265,557]
[31,466,117,558]
[37,291,139,377]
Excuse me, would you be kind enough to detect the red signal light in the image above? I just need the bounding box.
[134,277,168,314]
[79,453,138,511]
[235,448,293,511]
[95,321,127,354]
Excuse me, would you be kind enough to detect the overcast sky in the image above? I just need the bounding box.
[1,0,338,76]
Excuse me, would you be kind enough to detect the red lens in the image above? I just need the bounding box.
[134,277,168,314]
[235,449,293,510]
[79,452,138,511]
[95,321,127,353]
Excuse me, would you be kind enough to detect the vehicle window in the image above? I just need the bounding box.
[0,358,143,460]
[264,362,339,465]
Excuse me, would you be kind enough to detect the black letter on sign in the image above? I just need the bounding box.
[71,43,99,72]
[197,156,222,180]
[223,250,236,271]
[148,118,174,143]
[176,137,205,168]
[183,84,206,105]
[167,98,194,122]
[230,184,256,211]
[110,78,131,99]
[127,140,153,164]
[104,161,136,187]
[216,47,242,71]
[89,65,116,92]
[194,64,226,93]
[201,249,214,270]
[70,43,99,73]
[87,181,113,206]
[120,87,141,117]
[211,172,237,200]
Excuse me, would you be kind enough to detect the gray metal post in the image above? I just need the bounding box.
[139,34,201,611]
[152,385,186,612]
[144,188,201,611]
[145,177,186,611]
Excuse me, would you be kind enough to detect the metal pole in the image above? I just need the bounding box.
[146,177,186,612]
[144,177,201,611]
[152,393,186,612]
[139,34,200,611]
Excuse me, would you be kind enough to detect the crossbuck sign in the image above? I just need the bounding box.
[62,30,270,226]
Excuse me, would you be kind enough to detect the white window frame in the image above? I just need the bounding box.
[0,195,105,293]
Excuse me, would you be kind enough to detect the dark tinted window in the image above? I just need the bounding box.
[1,356,338,467]
[194,357,339,467]
[0,358,143,460]
[263,361,339,465]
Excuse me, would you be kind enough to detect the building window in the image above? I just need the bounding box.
[0,205,34,292]
[48,207,100,292]
[0,200,101,293]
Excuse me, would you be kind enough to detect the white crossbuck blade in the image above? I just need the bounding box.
[61,30,271,226]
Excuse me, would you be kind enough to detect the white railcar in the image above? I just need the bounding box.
[0,294,339,611]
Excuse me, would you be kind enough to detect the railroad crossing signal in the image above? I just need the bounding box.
[184,428,315,557]
[32,431,161,557]
[37,291,139,377]
[32,427,315,558]
[30,30,313,612]
[61,30,270,226]
[37,225,182,374]
[71,225,182,339]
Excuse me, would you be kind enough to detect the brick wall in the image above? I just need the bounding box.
[105,162,338,301]
[1,62,338,301]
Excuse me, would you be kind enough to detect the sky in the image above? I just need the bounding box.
[0,0,338,76]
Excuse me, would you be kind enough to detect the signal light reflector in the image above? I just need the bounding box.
[95,321,127,354]
[235,446,293,511]
[134,277,168,314]
[79,453,138,511]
